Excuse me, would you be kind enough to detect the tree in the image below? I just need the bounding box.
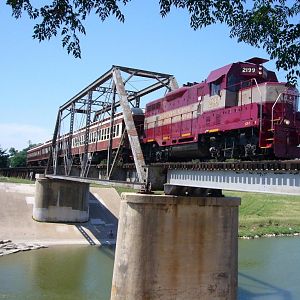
[8,144,39,167]
[9,149,27,167]
[6,0,300,84]
[0,147,9,168]
[8,147,17,157]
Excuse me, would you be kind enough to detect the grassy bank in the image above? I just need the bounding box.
[0,176,33,184]
[224,191,300,237]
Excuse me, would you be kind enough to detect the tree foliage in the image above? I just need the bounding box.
[8,144,39,167]
[161,0,300,84]
[0,147,9,168]
[9,148,27,167]
[6,0,300,84]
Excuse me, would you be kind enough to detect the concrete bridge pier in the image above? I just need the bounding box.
[111,193,241,300]
[33,174,89,222]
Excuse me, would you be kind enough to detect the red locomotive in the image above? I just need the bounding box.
[144,57,300,161]
[27,58,300,166]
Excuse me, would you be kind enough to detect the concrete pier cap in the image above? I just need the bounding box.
[33,174,89,223]
[111,193,241,300]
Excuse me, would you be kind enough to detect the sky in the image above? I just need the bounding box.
[0,1,294,151]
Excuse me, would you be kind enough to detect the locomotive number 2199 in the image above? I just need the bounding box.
[242,67,256,73]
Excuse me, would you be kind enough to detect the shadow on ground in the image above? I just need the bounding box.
[74,192,118,246]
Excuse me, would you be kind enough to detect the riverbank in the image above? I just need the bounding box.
[0,240,47,256]
[1,177,300,239]
[224,190,300,237]
[0,182,119,254]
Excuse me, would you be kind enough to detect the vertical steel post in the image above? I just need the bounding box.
[80,91,93,177]
[108,128,126,179]
[47,110,62,175]
[135,95,140,108]
[112,68,147,183]
[68,103,75,156]
[66,103,75,175]
[107,85,116,178]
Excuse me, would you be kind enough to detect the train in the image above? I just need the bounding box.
[27,57,300,166]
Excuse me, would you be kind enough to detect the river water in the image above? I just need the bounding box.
[0,237,299,300]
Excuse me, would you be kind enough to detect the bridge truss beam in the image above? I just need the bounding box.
[47,65,178,183]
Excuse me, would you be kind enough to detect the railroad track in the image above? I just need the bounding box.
[150,160,300,172]
[0,166,46,179]
[2,160,299,180]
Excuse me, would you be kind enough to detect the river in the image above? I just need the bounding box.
[0,237,299,300]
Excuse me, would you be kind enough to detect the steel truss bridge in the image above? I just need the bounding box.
[40,66,300,196]
[47,65,178,183]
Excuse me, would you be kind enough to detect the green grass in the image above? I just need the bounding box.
[0,176,33,184]
[114,186,137,195]
[90,183,137,194]
[224,190,300,237]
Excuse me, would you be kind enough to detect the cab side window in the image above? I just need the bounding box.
[210,78,222,96]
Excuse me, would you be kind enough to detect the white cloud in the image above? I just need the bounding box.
[0,123,51,151]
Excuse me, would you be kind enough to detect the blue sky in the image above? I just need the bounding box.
[0,1,292,151]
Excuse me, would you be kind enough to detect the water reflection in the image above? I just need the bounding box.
[238,237,300,300]
[31,246,88,298]
[0,237,299,299]
[0,246,114,300]
[238,273,292,300]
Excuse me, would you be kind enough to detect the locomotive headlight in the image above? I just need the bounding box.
[284,119,290,125]
[259,71,263,75]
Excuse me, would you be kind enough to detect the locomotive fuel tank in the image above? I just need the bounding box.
[168,142,210,160]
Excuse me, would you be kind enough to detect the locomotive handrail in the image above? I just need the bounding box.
[251,78,263,132]
[271,92,284,131]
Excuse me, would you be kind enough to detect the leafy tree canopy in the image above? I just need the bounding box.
[0,147,9,168]
[8,147,17,157]
[9,148,27,167]
[6,0,300,84]
[8,144,39,167]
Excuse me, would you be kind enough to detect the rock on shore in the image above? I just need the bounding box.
[0,240,47,257]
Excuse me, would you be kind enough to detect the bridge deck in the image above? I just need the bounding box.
[166,169,300,195]
[45,175,144,190]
